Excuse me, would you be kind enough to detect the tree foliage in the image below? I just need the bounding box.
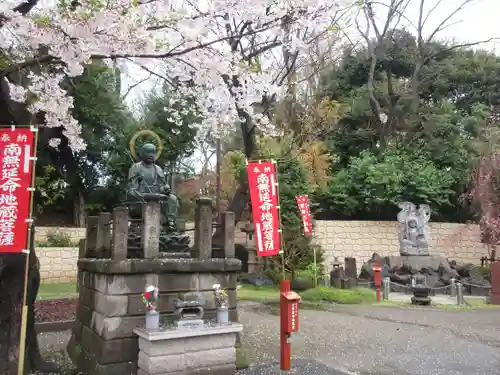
[256,135,320,273]
[316,32,498,222]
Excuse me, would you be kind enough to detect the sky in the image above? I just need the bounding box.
[119,0,500,173]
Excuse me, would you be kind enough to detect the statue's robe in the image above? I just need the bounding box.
[126,161,179,226]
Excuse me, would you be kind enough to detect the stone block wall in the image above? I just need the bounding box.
[316,220,489,273]
[35,224,249,246]
[37,221,491,283]
[67,258,241,375]
[37,247,79,283]
[36,224,248,283]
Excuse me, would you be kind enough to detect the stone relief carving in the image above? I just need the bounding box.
[397,202,431,256]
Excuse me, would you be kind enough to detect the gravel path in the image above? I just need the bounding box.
[39,303,500,375]
[238,303,500,375]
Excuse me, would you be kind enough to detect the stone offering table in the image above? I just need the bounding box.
[67,198,241,375]
[134,323,243,375]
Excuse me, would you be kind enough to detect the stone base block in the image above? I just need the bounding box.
[67,335,137,375]
[137,364,235,375]
[134,323,243,375]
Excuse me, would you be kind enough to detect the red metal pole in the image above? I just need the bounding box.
[373,266,381,303]
[280,279,291,371]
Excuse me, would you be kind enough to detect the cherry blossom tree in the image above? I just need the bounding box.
[0,0,349,148]
[469,112,500,249]
[0,0,352,371]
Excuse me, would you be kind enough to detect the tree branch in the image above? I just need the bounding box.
[121,75,151,100]
[0,0,40,28]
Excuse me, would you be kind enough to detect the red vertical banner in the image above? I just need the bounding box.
[296,195,313,235]
[0,128,35,253]
[247,161,280,257]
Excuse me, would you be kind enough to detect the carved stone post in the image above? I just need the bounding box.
[344,257,357,287]
[77,238,86,293]
[143,202,161,258]
[85,216,98,258]
[78,238,86,259]
[96,212,112,258]
[194,197,212,259]
[222,211,235,258]
[111,206,129,260]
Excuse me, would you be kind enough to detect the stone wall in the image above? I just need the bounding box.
[37,221,490,283]
[316,221,489,273]
[35,224,249,246]
[36,224,249,283]
[37,247,79,283]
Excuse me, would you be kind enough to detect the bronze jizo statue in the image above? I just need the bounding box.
[127,143,178,227]
[125,141,190,254]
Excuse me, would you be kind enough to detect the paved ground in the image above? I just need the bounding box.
[237,302,500,375]
[387,292,487,305]
[238,360,355,375]
[40,303,500,375]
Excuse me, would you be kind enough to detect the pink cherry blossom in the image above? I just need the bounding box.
[0,0,349,151]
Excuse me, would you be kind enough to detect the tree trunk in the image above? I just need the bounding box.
[0,57,59,375]
[212,103,256,244]
[73,192,86,227]
[0,227,59,375]
[0,253,25,374]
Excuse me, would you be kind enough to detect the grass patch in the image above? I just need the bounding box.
[38,282,77,300]
[237,284,279,301]
[300,286,376,304]
[238,284,377,305]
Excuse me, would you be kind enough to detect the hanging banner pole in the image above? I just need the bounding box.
[18,126,38,375]
[271,160,286,281]
[0,125,41,375]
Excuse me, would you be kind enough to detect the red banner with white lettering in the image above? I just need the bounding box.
[247,161,280,257]
[0,128,35,253]
[296,195,313,235]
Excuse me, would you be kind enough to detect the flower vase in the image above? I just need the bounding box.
[145,310,160,330]
[216,306,229,324]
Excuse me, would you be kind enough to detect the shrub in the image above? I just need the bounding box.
[38,230,76,247]
[294,257,326,287]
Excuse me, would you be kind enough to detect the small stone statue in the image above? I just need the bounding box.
[125,142,190,254]
[397,202,430,256]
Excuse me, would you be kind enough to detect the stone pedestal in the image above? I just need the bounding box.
[69,203,241,375]
[247,247,264,274]
[134,323,243,375]
[67,259,241,375]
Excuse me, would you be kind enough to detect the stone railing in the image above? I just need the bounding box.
[79,198,236,260]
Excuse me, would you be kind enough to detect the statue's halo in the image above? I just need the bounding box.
[129,129,163,160]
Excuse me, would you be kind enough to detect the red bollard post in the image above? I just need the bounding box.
[373,265,382,303]
[280,280,300,371]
